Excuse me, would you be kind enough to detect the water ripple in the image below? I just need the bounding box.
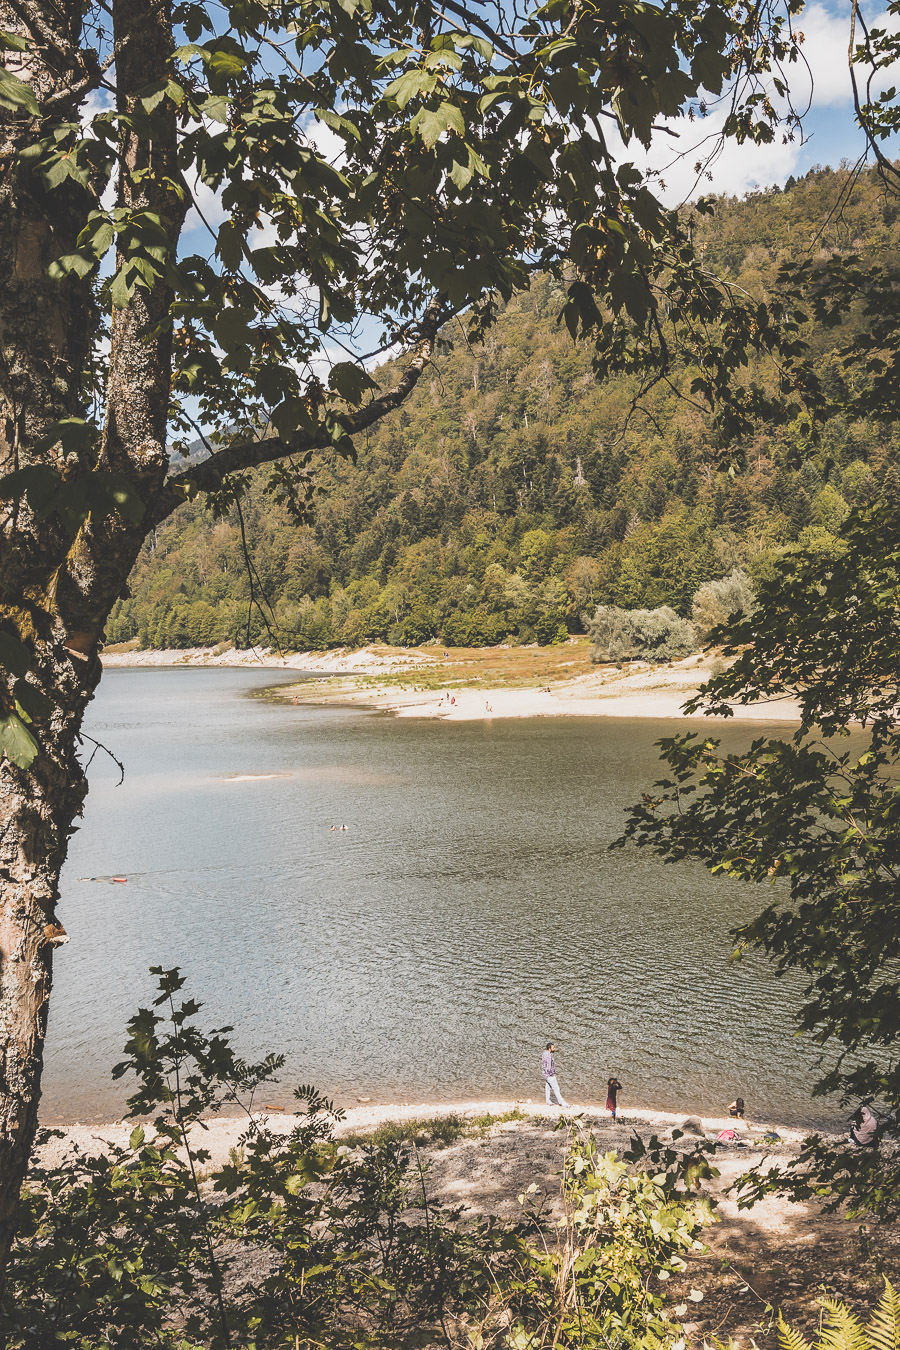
[41,667,835,1129]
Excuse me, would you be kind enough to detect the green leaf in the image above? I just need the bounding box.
[314,108,362,142]
[202,94,229,123]
[13,678,51,723]
[0,712,38,768]
[0,64,38,116]
[448,152,474,190]
[454,33,493,59]
[33,418,98,456]
[0,632,30,678]
[208,49,247,79]
[384,69,438,108]
[84,472,145,525]
[410,101,465,148]
[328,361,378,404]
[216,220,244,269]
[48,252,96,281]
[0,464,61,516]
[129,1125,145,1149]
[0,31,30,53]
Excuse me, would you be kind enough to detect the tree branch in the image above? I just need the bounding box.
[429,0,518,60]
[148,298,454,527]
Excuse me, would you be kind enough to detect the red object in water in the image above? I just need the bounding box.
[112,876,127,883]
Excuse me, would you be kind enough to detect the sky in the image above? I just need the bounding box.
[643,0,899,203]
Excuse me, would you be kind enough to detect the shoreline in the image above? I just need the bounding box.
[37,1097,818,1171]
[102,642,803,724]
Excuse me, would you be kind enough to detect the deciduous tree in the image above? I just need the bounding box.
[0,0,804,1280]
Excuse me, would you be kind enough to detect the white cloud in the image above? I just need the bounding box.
[302,113,346,166]
[602,2,876,203]
[800,3,854,108]
[641,115,804,202]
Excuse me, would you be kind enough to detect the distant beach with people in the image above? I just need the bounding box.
[102,640,804,724]
[39,1094,818,1169]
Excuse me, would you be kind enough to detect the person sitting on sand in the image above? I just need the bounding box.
[606,1076,622,1120]
[541,1041,567,1108]
[728,1097,745,1119]
[849,1104,878,1147]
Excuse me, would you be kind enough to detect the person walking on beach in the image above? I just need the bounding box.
[606,1076,622,1120]
[542,1041,567,1107]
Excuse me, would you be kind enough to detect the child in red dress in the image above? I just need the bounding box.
[606,1077,622,1120]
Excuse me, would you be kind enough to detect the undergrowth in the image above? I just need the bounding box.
[340,1108,526,1151]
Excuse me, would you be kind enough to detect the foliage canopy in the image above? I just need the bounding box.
[619,501,900,1218]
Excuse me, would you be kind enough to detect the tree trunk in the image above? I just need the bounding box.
[0,651,99,1280]
[0,0,181,1292]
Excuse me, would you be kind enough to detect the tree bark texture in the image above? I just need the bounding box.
[0,0,182,1286]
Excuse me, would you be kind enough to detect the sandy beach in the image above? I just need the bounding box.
[102,641,802,723]
[37,1096,812,1171]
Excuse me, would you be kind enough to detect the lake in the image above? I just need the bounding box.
[42,666,835,1127]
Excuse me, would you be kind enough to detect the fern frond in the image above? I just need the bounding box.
[779,1313,813,1350]
[819,1298,869,1350]
[867,1279,900,1350]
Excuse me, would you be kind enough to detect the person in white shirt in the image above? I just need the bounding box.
[541,1041,567,1107]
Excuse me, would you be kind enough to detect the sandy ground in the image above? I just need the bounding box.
[101,642,433,674]
[102,642,801,723]
[36,1098,809,1170]
[36,1098,887,1345]
[293,663,802,723]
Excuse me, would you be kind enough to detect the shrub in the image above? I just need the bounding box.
[391,606,436,647]
[589,605,698,663]
[341,1113,468,1150]
[441,608,508,647]
[6,970,715,1350]
[690,567,755,642]
[534,611,569,645]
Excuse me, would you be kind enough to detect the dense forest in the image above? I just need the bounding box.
[107,164,900,652]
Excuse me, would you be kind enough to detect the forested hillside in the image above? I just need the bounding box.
[108,164,900,652]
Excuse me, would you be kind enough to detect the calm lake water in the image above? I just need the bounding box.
[42,667,837,1127]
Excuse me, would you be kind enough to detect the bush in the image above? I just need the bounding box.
[690,568,755,642]
[391,605,436,647]
[589,605,698,663]
[440,608,508,647]
[6,970,716,1350]
[534,611,569,645]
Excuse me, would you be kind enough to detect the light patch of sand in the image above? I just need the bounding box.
[36,1098,811,1173]
[102,643,433,675]
[286,657,802,724]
